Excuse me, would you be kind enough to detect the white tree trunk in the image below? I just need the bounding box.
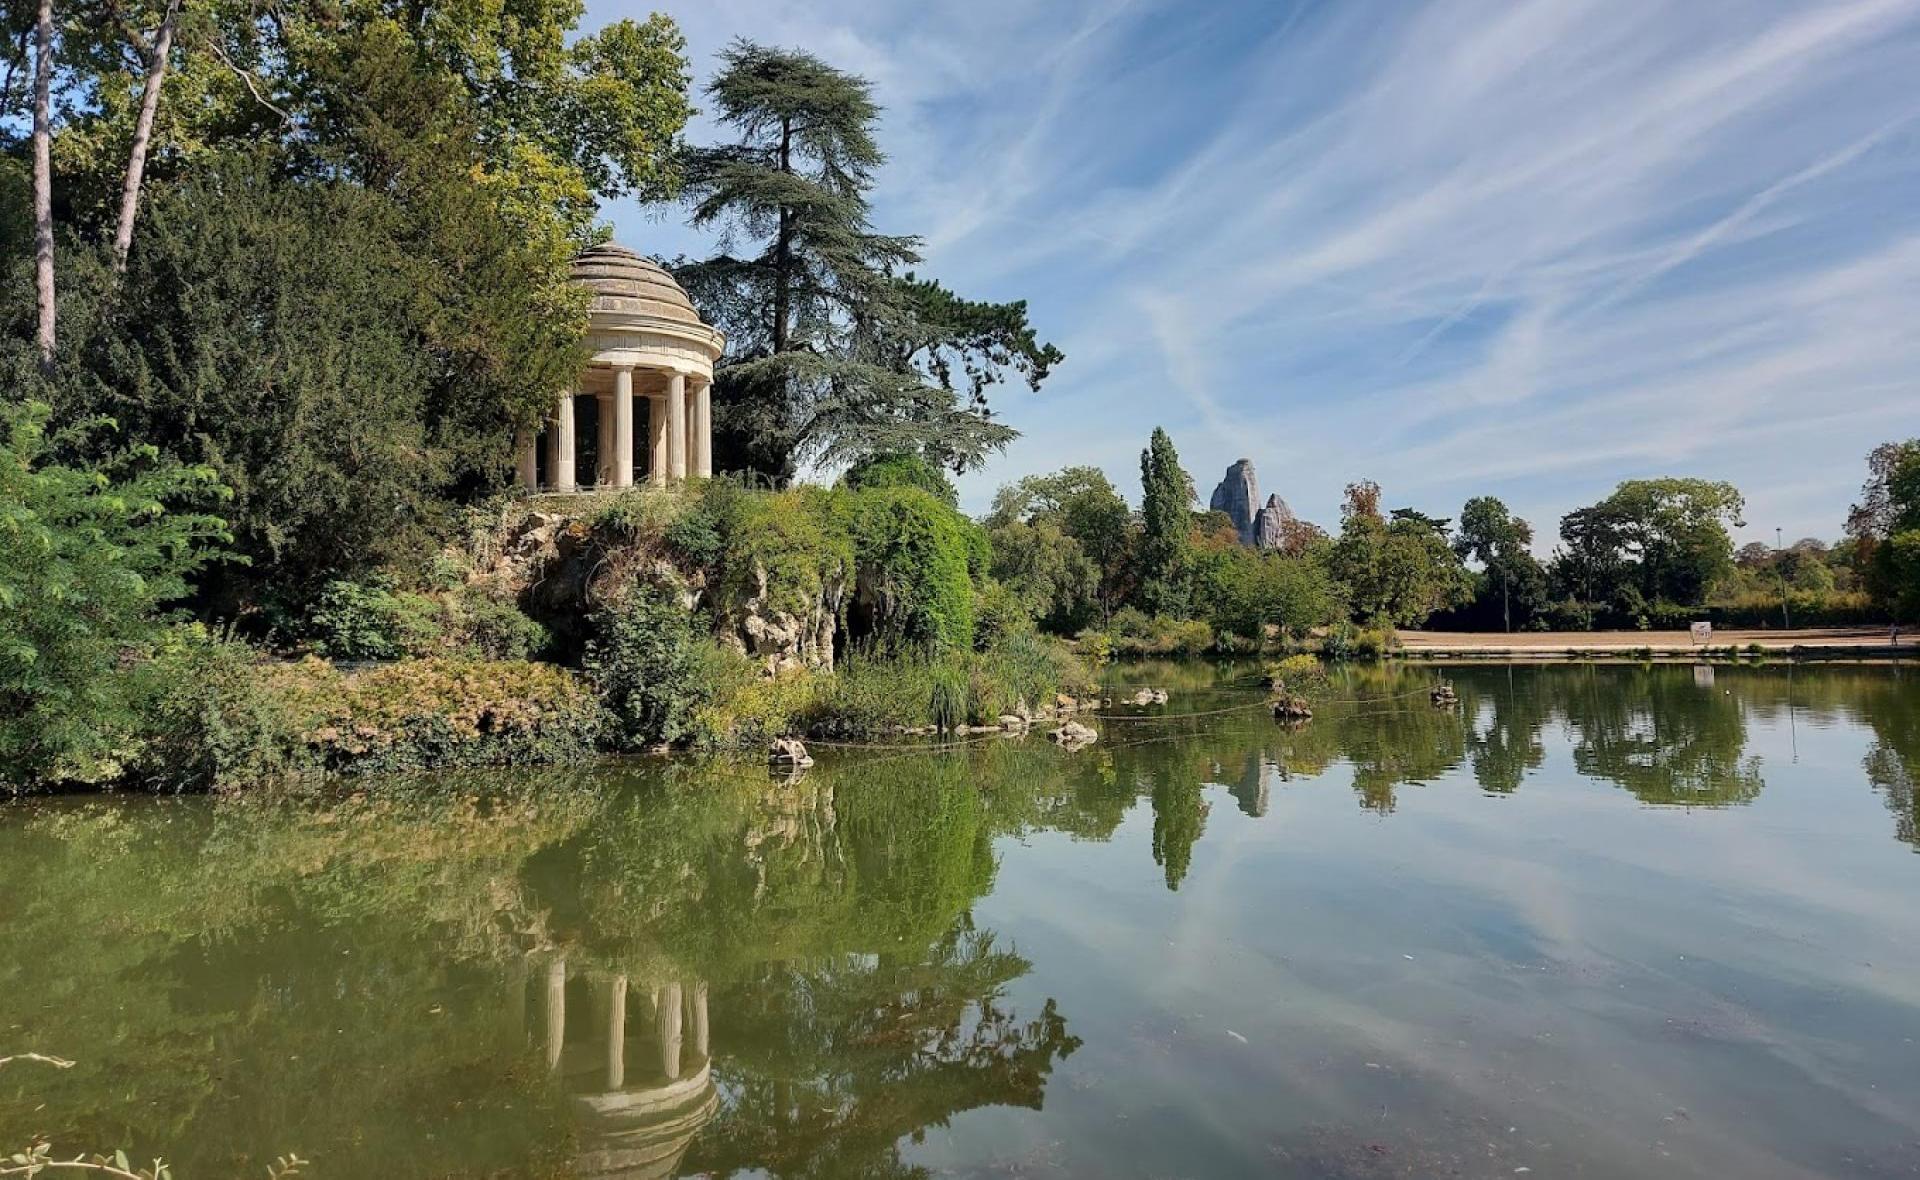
[112,0,179,272]
[32,0,55,370]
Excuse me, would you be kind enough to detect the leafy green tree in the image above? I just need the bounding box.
[34,0,692,258]
[1328,480,1470,626]
[1,401,230,787]
[1454,496,1546,632]
[17,157,572,603]
[1552,478,1745,615]
[840,450,957,505]
[1201,547,1339,649]
[677,40,1058,480]
[846,485,978,651]
[1848,440,1920,619]
[987,464,1133,616]
[584,578,707,750]
[986,517,1099,635]
[1134,427,1192,617]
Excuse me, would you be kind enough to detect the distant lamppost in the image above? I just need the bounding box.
[1775,527,1791,629]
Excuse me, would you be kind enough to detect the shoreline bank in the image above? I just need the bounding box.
[1395,627,1908,662]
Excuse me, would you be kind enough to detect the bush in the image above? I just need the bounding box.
[841,452,959,505]
[1268,652,1328,694]
[929,661,968,734]
[1322,621,1392,660]
[807,648,941,737]
[447,585,550,660]
[126,628,312,792]
[1076,630,1113,666]
[968,632,1093,721]
[661,479,739,567]
[714,486,854,620]
[594,486,686,542]
[687,644,818,748]
[307,577,442,661]
[972,578,1034,650]
[846,485,976,651]
[270,656,599,772]
[1,401,231,789]
[1091,612,1213,658]
[584,579,707,750]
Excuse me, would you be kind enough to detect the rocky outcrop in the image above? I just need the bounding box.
[466,503,845,675]
[1253,494,1294,550]
[1048,721,1097,749]
[718,560,846,675]
[1208,459,1260,545]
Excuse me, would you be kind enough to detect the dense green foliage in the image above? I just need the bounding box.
[0,402,229,788]
[1451,496,1546,632]
[584,577,710,750]
[677,41,1058,481]
[1550,479,1745,623]
[1328,481,1470,627]
[847,485,979,650]
[1198,545,1340,649]
[1848,440,1920,621]
[2,0,698,611]
[1135,427,1192,617]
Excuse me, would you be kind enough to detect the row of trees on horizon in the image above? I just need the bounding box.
[976,426,1920,644]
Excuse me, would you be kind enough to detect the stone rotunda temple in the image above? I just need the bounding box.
[514,243,725,491]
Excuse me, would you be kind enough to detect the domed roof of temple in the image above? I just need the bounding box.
[569,242,704,327]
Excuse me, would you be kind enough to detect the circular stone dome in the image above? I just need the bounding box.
[569,242,704,327]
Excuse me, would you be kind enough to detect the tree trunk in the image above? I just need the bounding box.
[112,0,179,272]
[772,116,791,354]
[31,0,55,372]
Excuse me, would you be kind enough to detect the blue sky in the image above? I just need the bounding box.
[592,0,1920,550]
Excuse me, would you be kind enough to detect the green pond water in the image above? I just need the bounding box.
[4,662,1919,1179]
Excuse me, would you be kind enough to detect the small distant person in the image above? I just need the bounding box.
[1893,623,1901,648]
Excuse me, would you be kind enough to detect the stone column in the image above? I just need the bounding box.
[605,974,627,1090]
[666,372,688,482]
[553,392,577,493]
[692,980,709,1060]
[694,380,713,479]
[545,958,567,1073]
[595,393,615,487]
[514,428,538,491]
[648,394,668,488]
[544,410,561,493]
[613,366,635,488]
[657,980,683,1080]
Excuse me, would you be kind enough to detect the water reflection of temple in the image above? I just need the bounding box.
[536,959,718,1179]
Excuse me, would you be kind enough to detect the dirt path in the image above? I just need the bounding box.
[1395,627,1905,658]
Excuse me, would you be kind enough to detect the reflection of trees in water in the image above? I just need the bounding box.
[1460,668,1549,794]
[3,664,1915,1174]
[1558,667,1764,806]
[1857,670,1919,849]
[685,918,1080,1179]
[0,759,1087,1179]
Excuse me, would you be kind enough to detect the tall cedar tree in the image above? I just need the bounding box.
[678,40,1060,483]
[1135,427,1192,617]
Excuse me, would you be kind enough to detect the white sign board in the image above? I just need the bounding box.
[1690,621,1712,645]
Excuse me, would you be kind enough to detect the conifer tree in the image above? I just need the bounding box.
[679,40,1059,482]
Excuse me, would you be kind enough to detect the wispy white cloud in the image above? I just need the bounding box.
[600,0,1920,543]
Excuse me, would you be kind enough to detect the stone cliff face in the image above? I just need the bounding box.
[1208,459,1260,545]
[1253,494,1295,551]
[472,505,842,674]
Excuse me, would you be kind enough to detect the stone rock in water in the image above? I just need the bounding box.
[1048,721,1098,749]
[1208,459,1260,545]
[1253,494,1297,551]
[769,737,814,768]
